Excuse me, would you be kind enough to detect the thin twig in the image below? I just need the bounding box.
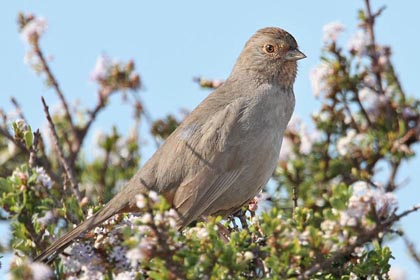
[28,129,40,168]
[402,235,420,266]
[353,88,373,127]
[41,96,83,202]
[386,160,400,192]
[33,42,77,142]
[292,184,298,211]
[0,126,27,151]
[364,0,386,95]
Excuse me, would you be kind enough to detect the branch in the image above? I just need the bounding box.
[33,42,77,143]
[0,106,59,182]
[41,96,83,202]
[386,160,400,192]
[364,0,386,95]
[353,88,372,127]
[28,129,40,168]
[402,235,420,267]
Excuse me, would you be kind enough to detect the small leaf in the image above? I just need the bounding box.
[24,125,33,149]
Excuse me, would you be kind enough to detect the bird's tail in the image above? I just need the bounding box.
[34,204,121,264]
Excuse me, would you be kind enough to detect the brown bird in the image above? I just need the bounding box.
[35,27,305,263]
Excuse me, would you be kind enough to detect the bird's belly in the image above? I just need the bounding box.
[204,127,283,217]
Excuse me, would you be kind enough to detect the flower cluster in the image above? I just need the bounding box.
[193,77,224,89]
[8,257,53,280]
[18,13,48,45]
[53,192,180,279]
[322,21,345,43]
[336,129,368,156]
[340,181,398,228]
[279,116,320,162]
[309,61,334,98]
[90,54,141,98]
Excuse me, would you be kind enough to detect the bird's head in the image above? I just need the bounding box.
[231,27,306,88]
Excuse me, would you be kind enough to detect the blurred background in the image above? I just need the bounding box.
[1,1,419,278]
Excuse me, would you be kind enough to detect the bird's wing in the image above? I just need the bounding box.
[169,96,249,226]
[173,164,246,227]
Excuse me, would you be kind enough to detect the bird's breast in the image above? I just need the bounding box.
[239,85,295,143]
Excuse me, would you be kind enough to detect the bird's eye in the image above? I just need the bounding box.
[264,44,275,53]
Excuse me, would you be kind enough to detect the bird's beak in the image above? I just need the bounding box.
[285,49,306,61]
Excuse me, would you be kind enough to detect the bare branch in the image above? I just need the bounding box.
[41,96,83,202]
[28,129,40,168]
[403,235,420,267]
[364,0,386,95]
[33,42,77,142]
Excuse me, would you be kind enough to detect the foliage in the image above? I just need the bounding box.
[1,1,420,279]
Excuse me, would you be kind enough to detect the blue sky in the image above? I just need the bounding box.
[1,1,420,278]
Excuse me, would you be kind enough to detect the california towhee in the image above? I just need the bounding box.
[35,27,305,263]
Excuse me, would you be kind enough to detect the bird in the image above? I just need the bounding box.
[34,27,306,263]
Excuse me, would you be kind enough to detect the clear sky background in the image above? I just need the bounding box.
[1,1,419,278]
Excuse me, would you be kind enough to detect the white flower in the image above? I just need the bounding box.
[62,254,81,273]
[279,116,320,161]
[359,87,381,109]
[154,213,163,225]
[339,211,358,227]
[140,213,153,224]
[347,31,369,56]
[14,119,29,131]
[126,238,152,264]
[21,17,48,44]
[320,220,336,233]
[336,129,366,156]
[29,262,53,280]
[323,21,345,43]
[115,271,137,280]
[299,123,320,154]
[148,190,160,203]
[37,210,54,226]
[35,166,52,189]
[186,227,209,239]
[165,208,180,228]
[310,62,333,97]
[359,87,389,119]
[136,194,147,209]
[90,54,111,82]
[378,53,389,67]
[243,251,254,261]
[363,74,376,88]
[340,181,398,227]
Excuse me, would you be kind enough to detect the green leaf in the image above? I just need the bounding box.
[24,125,33,149]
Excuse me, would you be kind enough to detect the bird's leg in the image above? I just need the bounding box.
[232,208,249,230]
